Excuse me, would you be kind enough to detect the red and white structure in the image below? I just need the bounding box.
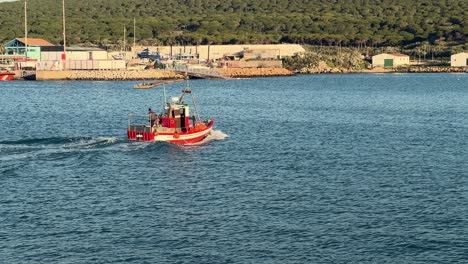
[0,71,15,81]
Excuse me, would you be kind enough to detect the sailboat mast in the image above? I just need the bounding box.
[24,0,27,59]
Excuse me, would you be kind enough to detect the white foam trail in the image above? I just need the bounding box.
[63,136,119,149]
[0,136,121,161]
[184,130,229,146]
[207,130,229,141]
[120,140,154,151]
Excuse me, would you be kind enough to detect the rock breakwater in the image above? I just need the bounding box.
[35,70,183,81]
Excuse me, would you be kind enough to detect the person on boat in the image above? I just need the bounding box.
[148,108,156,127]
[155,115,160,128]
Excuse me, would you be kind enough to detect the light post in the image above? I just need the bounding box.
[24,0,28,60]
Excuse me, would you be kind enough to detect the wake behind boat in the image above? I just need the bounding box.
[127,77,215,144]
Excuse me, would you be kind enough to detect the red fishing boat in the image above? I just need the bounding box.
[0,71,15,81]
[127,78,215,144]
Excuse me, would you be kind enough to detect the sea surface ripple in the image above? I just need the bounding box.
[0,74,467,263]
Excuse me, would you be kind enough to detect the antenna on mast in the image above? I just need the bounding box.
[178,66,200,121]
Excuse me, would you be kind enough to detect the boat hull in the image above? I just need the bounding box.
[0,72,15,81]
[127,120,215,144]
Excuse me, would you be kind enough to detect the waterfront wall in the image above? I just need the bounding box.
[26,66,468,81]
[35,68,293,80]
[35,70,183,80]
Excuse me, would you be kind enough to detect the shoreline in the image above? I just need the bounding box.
[298,66,467,74]
[11,66,467,81]
[33,69,183,81]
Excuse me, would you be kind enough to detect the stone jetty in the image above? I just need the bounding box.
[35,68,293,80]
[35,70,183,81]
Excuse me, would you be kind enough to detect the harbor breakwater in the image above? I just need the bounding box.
[22,66,468,81]
[34,68,293,80]
[35,70,183,81]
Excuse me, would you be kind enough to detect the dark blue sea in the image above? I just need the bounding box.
[1,73,467,263]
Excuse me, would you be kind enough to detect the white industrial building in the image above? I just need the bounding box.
[372,53,410,67]
[131,44,305,61]
[36,46,125,70]
[40,46,108,61]
[451,52,468,67]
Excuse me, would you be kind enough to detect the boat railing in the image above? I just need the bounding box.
[128,112,204,132]
[128,112,152,128]
[127,113,176,127]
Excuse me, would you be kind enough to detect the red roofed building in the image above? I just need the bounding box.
[14,38,55,47]
[2,37,56,60]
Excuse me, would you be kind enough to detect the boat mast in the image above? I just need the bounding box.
[24,0,27,60]
[178,69,201,121]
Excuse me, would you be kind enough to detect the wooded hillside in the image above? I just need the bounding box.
[0,0,466,49]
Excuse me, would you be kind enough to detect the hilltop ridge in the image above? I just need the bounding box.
[0,0,466,49]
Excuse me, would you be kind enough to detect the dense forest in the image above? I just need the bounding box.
[0,0,466,50]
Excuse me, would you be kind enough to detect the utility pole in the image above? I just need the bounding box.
[62,0,67,68]
[24,0,28,59]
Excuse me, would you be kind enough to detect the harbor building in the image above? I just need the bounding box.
[37,46,125,71]
[3,38,55,60]
[372,53,410,68]
[1,37,125,71]
[451,52,468,67]
[1,38,55,69]
[131,44,305,62]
